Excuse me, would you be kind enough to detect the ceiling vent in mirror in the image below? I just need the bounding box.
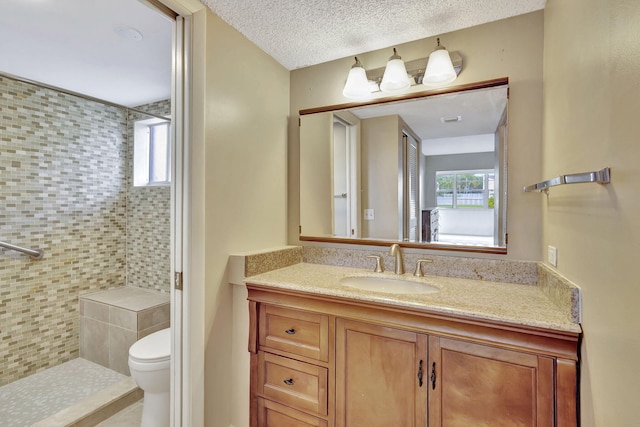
[441,115,462,123]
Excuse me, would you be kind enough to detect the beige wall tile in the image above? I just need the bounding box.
[137,304,170,331]
[109,306,137,331]
[80,318,110,368]
[82,301,110,322]
[138,321,170,340]
[109,326,137,376]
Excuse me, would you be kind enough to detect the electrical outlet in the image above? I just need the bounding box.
[364,209,374,220]
[548,245,558,267]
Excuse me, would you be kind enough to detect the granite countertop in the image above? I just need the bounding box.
[244,263,581,334]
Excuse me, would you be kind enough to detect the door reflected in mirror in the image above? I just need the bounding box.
[299,79,508,253]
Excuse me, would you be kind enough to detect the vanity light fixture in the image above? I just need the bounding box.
[342,41,462,99]
[423,38,457,86]
[379,48,410,93]
[342,57,375,99]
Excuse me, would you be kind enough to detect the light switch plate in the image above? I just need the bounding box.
[364,209,374,220]
[548,245,558,267]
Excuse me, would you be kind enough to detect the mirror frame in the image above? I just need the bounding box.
[298,77,509,254]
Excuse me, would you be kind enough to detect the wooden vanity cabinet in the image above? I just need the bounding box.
[250,300,333,427]
[247,286,580,427]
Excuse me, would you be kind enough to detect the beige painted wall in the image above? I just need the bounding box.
[289,11,544,260]
[188,8,290,427]
[543,1,640,425]
[300,112,333,236]
[361,115,402,239]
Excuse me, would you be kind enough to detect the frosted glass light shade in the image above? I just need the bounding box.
[380,49,410,93]
[423,48,457,86]
[342,64,371,99]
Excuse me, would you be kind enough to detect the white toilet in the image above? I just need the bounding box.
[128,328,171,427]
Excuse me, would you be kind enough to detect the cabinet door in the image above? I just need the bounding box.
[335,319,428,427]
[429,337,554,427]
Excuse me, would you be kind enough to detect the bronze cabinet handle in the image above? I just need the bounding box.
[283,378,294,386]
[418,360,424,387]
[431,362,437,390]
[285,328,296,335]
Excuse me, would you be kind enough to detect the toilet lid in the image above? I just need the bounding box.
[129,328,171,363]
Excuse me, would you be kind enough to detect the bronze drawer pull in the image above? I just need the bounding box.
[285,328,296,335]
[283,378,294,386]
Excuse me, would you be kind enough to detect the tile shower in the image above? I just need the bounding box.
[0,75,171,389]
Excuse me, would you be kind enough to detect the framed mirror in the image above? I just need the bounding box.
[299,78,509,254]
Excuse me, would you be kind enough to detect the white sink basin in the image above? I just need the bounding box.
[339,276,439,294]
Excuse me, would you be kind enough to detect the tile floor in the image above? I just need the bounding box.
[0,358,127,426]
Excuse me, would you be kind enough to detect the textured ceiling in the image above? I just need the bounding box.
[200,0,546,70]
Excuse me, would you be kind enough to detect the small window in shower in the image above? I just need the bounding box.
[134,118,171,186]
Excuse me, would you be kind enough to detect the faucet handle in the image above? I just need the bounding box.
[414,259,433,277]
[366,255,384,273]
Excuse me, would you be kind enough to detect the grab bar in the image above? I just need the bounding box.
[0,240,44,260]
[523,167,611,193]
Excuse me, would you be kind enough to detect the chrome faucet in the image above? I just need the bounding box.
[389,244,405,275]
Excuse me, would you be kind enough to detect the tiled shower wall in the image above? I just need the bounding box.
[0,76,170,385]
[126,100,171,292]
[0,77,127,385]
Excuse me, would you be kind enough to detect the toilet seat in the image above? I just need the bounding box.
[129,357,170,372]
[129,328,170,364]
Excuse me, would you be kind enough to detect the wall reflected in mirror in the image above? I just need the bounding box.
[300,80,508,252]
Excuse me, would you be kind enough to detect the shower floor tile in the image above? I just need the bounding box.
[0,358,126,427]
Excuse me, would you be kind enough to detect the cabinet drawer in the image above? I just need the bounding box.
[257,352,328,416]
[257,398,328,427]
[259,304,329,361]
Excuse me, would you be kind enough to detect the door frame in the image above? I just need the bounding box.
[146,0,205,425]
[170,13,187,426]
